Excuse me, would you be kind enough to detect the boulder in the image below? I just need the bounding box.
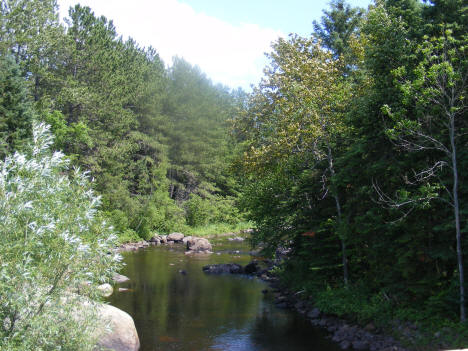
[97,283,113,297]
[307,307,321,319]
[160,235,168,244]
[187,237,212,252]
[228,236,245,242]
[167,232,184,242]
[182,236,193,244]
[202,263,243,274]
[96,304,140,351]
[149,234,161,242]
[244,261,259,274]
[113,273,130,284]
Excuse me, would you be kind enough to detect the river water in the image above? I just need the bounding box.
[108,239,342,351]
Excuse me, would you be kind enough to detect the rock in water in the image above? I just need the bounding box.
[96,304,140,351]
[182,236,193,244]
[186,237,212,252]
[244,261,259,274]
[167,232,184,242]
[149,234,161,242]
[202,263,244,274]
[113,273,130,284]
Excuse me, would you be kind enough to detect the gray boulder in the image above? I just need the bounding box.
[167,232,184,242]
[97,283,113,297]
[182,236,193,244]
[113,273,130,284]
[96,304,140,351]
[149,234,161,242]
[187,237,212,252]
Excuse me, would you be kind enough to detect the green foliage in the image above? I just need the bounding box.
[185,194,241,227]
[138,187,186,237]
[234,0,468,341]
[0,55,33,158]
[185,194,212,227]
[0,122,121,350]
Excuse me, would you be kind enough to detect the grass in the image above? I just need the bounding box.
[184,221,253,237]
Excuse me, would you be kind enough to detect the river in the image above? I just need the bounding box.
[108,238,343,351]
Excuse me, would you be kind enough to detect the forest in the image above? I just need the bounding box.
[0,0,467,349]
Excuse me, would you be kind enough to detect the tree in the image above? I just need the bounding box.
[237,35,354,285]
[0,55,33,158]
[0,122,121,350]
[381,30,468,321]
[313,0,364,65]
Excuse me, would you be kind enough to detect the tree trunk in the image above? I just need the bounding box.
[450,116,465,321]
[327,144,349,286]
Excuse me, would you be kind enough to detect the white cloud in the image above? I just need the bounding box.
[57,0,284,90]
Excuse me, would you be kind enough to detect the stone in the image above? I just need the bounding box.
[244,261,259,274]
[160,235,167,244]
[182,236,193,244]
[112,273,130,284]
[202,263,243,274]
[97,283,113,297]
[352,340,369,350]
[149,234,161,242]
[187,237,212,252]
[167,232,184,242]
[307,307,321,319]
[228,236,245,242]
[96,304,140,351]
[339,340,351,350]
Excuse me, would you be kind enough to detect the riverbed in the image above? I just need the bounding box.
[108,239,342,351]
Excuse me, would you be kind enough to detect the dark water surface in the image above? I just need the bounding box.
[108,240,342,351]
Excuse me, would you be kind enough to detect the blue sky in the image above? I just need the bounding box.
[180,0,372,36]
[57,0,372,90]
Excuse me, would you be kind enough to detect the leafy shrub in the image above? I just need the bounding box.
[185,194,212,227]
[138,188,186,237]
[185,194,242,227]
[0,123,121,350]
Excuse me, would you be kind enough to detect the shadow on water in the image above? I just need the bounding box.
[108,241,342,351]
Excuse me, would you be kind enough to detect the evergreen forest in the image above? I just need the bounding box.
[0,0,467,349]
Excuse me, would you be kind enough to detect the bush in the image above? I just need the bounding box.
[185,194,212,227]
[0,123,121,350]
[185,194,242,227]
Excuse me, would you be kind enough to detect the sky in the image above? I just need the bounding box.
[56,0,372,90]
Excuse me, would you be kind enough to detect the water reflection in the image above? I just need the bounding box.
[108,242,341,351]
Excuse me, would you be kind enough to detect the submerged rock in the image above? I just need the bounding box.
[227,236,245,242]
[202,263,244,274]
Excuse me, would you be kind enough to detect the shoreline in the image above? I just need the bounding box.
[116,233,413,351]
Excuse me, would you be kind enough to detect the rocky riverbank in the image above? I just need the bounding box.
[118,232,214,253]
[202,260,410,351]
